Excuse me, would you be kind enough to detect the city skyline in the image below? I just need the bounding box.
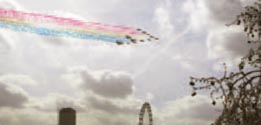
[57,102,152,125]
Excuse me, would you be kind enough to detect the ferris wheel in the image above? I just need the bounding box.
[138,102,153,125]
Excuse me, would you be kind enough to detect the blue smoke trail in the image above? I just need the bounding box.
[0,22,129,43]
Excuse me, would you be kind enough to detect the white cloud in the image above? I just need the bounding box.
[0,108,56,125]
[154,1,174,40]
[183,0,255,71]
[0,91,223,125]
[27,93,86,112]
[0,74,38,86]
[183,0,209,30]
[0,0,23,10]
[157,95,222,125]
[8,84,142,125]
[184,0,242,30]
[145,92,154,101]
[0,33,13,54]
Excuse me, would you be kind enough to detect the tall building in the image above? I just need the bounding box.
[59,108,76,125]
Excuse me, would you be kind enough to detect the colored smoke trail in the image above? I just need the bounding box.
[0,9,158,45]
[0,21,128,43]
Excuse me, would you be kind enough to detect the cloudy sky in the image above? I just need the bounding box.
[0,0,256,125]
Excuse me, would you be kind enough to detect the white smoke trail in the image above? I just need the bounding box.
[133,24,191,78]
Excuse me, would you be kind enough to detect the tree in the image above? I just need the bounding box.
[190,1,261,125]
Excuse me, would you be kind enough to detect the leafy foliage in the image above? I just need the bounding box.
[190,1,261,125]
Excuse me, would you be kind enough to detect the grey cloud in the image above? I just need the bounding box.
[205,0,243,23]
[0,82,28,108]
[207,28,250,59]
[88,96,137,115]
[80,69,134,99]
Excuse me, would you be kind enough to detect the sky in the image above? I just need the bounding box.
[0,0,256,125]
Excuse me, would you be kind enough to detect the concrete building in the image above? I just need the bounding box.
[59,108,76,125]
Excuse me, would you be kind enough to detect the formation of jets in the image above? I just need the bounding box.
[116,28,159,45]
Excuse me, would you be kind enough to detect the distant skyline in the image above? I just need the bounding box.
[0,0,255,125]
